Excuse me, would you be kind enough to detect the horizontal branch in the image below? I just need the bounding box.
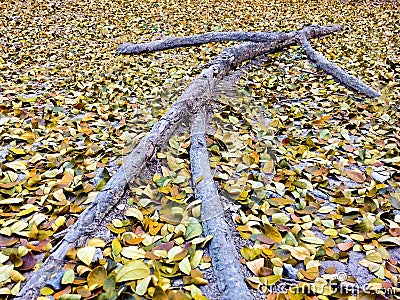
[117,25,341,55]
[298,34,380,98]
[117,31,281,55]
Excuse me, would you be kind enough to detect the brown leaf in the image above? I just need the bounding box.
[389,227,400,237]
[259,267,273,276]
[0,235,18,247]
[153,286,168,300]
[345,169,365,183]
[18,251,36,271]
[246,258,264,276]
[22,239,51,252]
[336,241,354,251]
[54,286,72,299]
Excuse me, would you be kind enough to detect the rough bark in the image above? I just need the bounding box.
[17,25,342,299]
[298,34,381,98]
[118,31,283,54]
[190,109,253,300]
[117,25,341,55]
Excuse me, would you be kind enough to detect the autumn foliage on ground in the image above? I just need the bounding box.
[0,0,399,299]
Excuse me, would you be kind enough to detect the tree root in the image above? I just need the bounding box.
[17,24,346,299]
[298,33,381,98]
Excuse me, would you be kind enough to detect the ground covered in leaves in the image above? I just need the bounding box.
[0,0,399,299]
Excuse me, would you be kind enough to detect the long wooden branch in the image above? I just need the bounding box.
[117,25,341,55]
[190,109,253,300]
[16,25,341,299]
[298,34,380,98]
[117,31,284,54]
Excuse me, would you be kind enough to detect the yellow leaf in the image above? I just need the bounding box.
[301,236,325,245]
[0,288,10,295]
[53,189,66,202]
[87,238,106,248]
[0,264,13,282]
[136,276,152,296]
[378,235,400,246]
[112,219,124,228]
[263,160,275,174]
[5,161,27,170]
[112,239,123,256]
[185,218,202,240]
[54,216,66,227]
[121,246,146,259]
[10,281,20,295]
[125,208,144,221]
[195,175,204,183]
[259,274,282,285]
[323,228,338,236]
[0,198,23,205]
[365,252,382,263]
[87,266,107,290]
[40,287,54,296]
[115,260,150,282]
[264,223,282,242]
[190,250,203,269]
[318,206,335,214]
[77,246,96,266]
[280,245,310,260]
[179,257,191,275]
[10,221,28,233]
[9,148,26,155]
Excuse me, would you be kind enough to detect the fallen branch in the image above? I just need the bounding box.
[117,25,341,55]
[17,25,341,299]
[118,31,283,55]
[298,33,381,98]
[190,109,253,300]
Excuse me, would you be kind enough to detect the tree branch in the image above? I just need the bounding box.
[190,109,253,300]
[298,33,380,98]
[117,25,341,55]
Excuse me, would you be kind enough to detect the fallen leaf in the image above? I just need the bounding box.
[76,246,96,266]
[115,260,150,282]
[346,169,366,183]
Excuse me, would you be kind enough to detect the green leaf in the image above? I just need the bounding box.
[240,247,262,260]
[185,218,202,240]
[62,269,75,284]
[271,213,290,225]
